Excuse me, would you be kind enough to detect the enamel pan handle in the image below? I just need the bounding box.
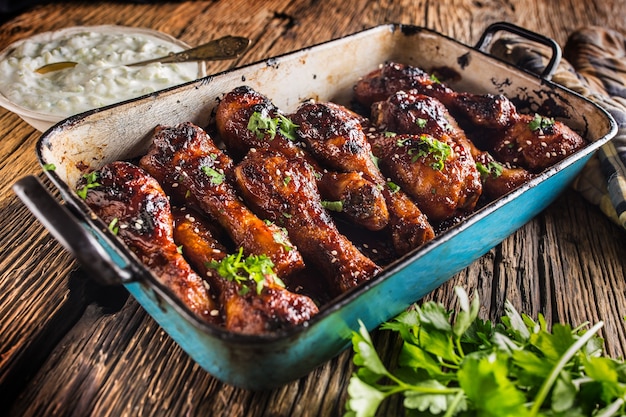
[476,21,562,80]
[12,175,135,286]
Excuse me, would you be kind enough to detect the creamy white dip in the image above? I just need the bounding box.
[0,30,199,116]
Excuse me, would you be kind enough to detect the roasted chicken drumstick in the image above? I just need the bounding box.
[215,85,389,232]
[234,149,381,295]
[139,122,304,279]
[77,161,219,323]
[291,100,435,254]
[172,208,319,334]
[355,61,586,173]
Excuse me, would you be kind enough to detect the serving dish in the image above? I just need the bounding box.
[13,22,616,389]
[0,25,204,132]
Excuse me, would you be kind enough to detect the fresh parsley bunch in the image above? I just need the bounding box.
[346,287,626,417]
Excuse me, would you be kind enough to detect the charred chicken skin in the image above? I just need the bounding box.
[355,61,587,173]
[139,122,305,279]
[215,85,389,232]
[353,61,518,129]
[233,149,381,295]
[490,113,588,172]
[172,208,319,334]
[370,90,489,221]
[291,100,435,254]
[77,161,219,323]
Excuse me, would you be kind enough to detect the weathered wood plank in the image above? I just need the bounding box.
[1,1,626,416]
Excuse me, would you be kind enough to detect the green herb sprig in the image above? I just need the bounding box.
[397,135,451,171]
[346,287,624,417]
[207,247,284,295]
[529,114,555,132]
[476,160,504,179]
[247,111,299,141]
[76,171,101,199]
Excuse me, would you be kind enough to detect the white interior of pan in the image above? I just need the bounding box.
[39,24,609,192]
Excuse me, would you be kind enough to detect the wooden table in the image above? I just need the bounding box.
[1,1,625,415]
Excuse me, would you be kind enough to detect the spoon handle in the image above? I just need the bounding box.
[128,35,250,66]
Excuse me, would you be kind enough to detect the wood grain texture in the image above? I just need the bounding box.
[0,1,625,416]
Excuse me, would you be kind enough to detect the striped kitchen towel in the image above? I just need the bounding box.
[490,26,626,230]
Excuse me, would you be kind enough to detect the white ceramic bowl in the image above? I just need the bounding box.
[0,25,205,132]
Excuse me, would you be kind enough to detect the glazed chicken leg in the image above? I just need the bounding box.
[234,149,381,295]
[172,208,319,334]
[291,100,435,254]
[139,122,304,279]
[355,61,587,173]
[77,161,219,323]
[215,85,389,232]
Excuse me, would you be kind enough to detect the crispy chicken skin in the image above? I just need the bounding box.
[234,149,381,295]
[354,61,456,108]
[216,85,389,231]
[491,113,588,172]
[139,122,305,279]
[77,161,219,323]
[354,61,518,130]
[291,100,435,254]
[370,91,482,221]
[355,61,587,174]
[172,208,319,334]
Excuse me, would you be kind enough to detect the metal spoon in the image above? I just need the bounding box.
[34,35,250,74]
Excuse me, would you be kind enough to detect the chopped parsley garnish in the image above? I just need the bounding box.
[321,200,344,212]
[416,117,427,128]
[201,165,225,186]
[384,131,397,137]
[386,181,401,194]
[107,217,119,235]
[247,111,299,141]
[397,135,451,170]
[347,286,620,417]
[43,163,56,171]
[272,226,294,252]
[206,247,283,295]
[476,160,504,179]
[283,175,292,186]
[529,113,555,131]
[76,171,101,199]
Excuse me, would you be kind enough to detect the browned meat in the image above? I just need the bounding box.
[316,170,389,231]
[233,149,381,295]
[172,208,319,334]
[370,91,482,221]
[492,113,588,172]
[355,61,586,175]
[354,61,518,130]
[138,122,305,279]
[354,61,456,108]
[77,161,219,323]
[291,100,435,253]
[215,85,389,231]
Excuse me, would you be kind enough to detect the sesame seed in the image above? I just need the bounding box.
[210,309,220,317]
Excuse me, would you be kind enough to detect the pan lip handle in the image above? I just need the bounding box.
[12,175,136,286]
[475,21,562,80]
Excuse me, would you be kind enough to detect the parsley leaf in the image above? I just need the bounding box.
[201,165,225,186]
[346,287,624,417]
[206,247,283,295]
[247,111,299,141]
[528,113,555,131]
[397,135,451,170]
[76,171,101,199]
